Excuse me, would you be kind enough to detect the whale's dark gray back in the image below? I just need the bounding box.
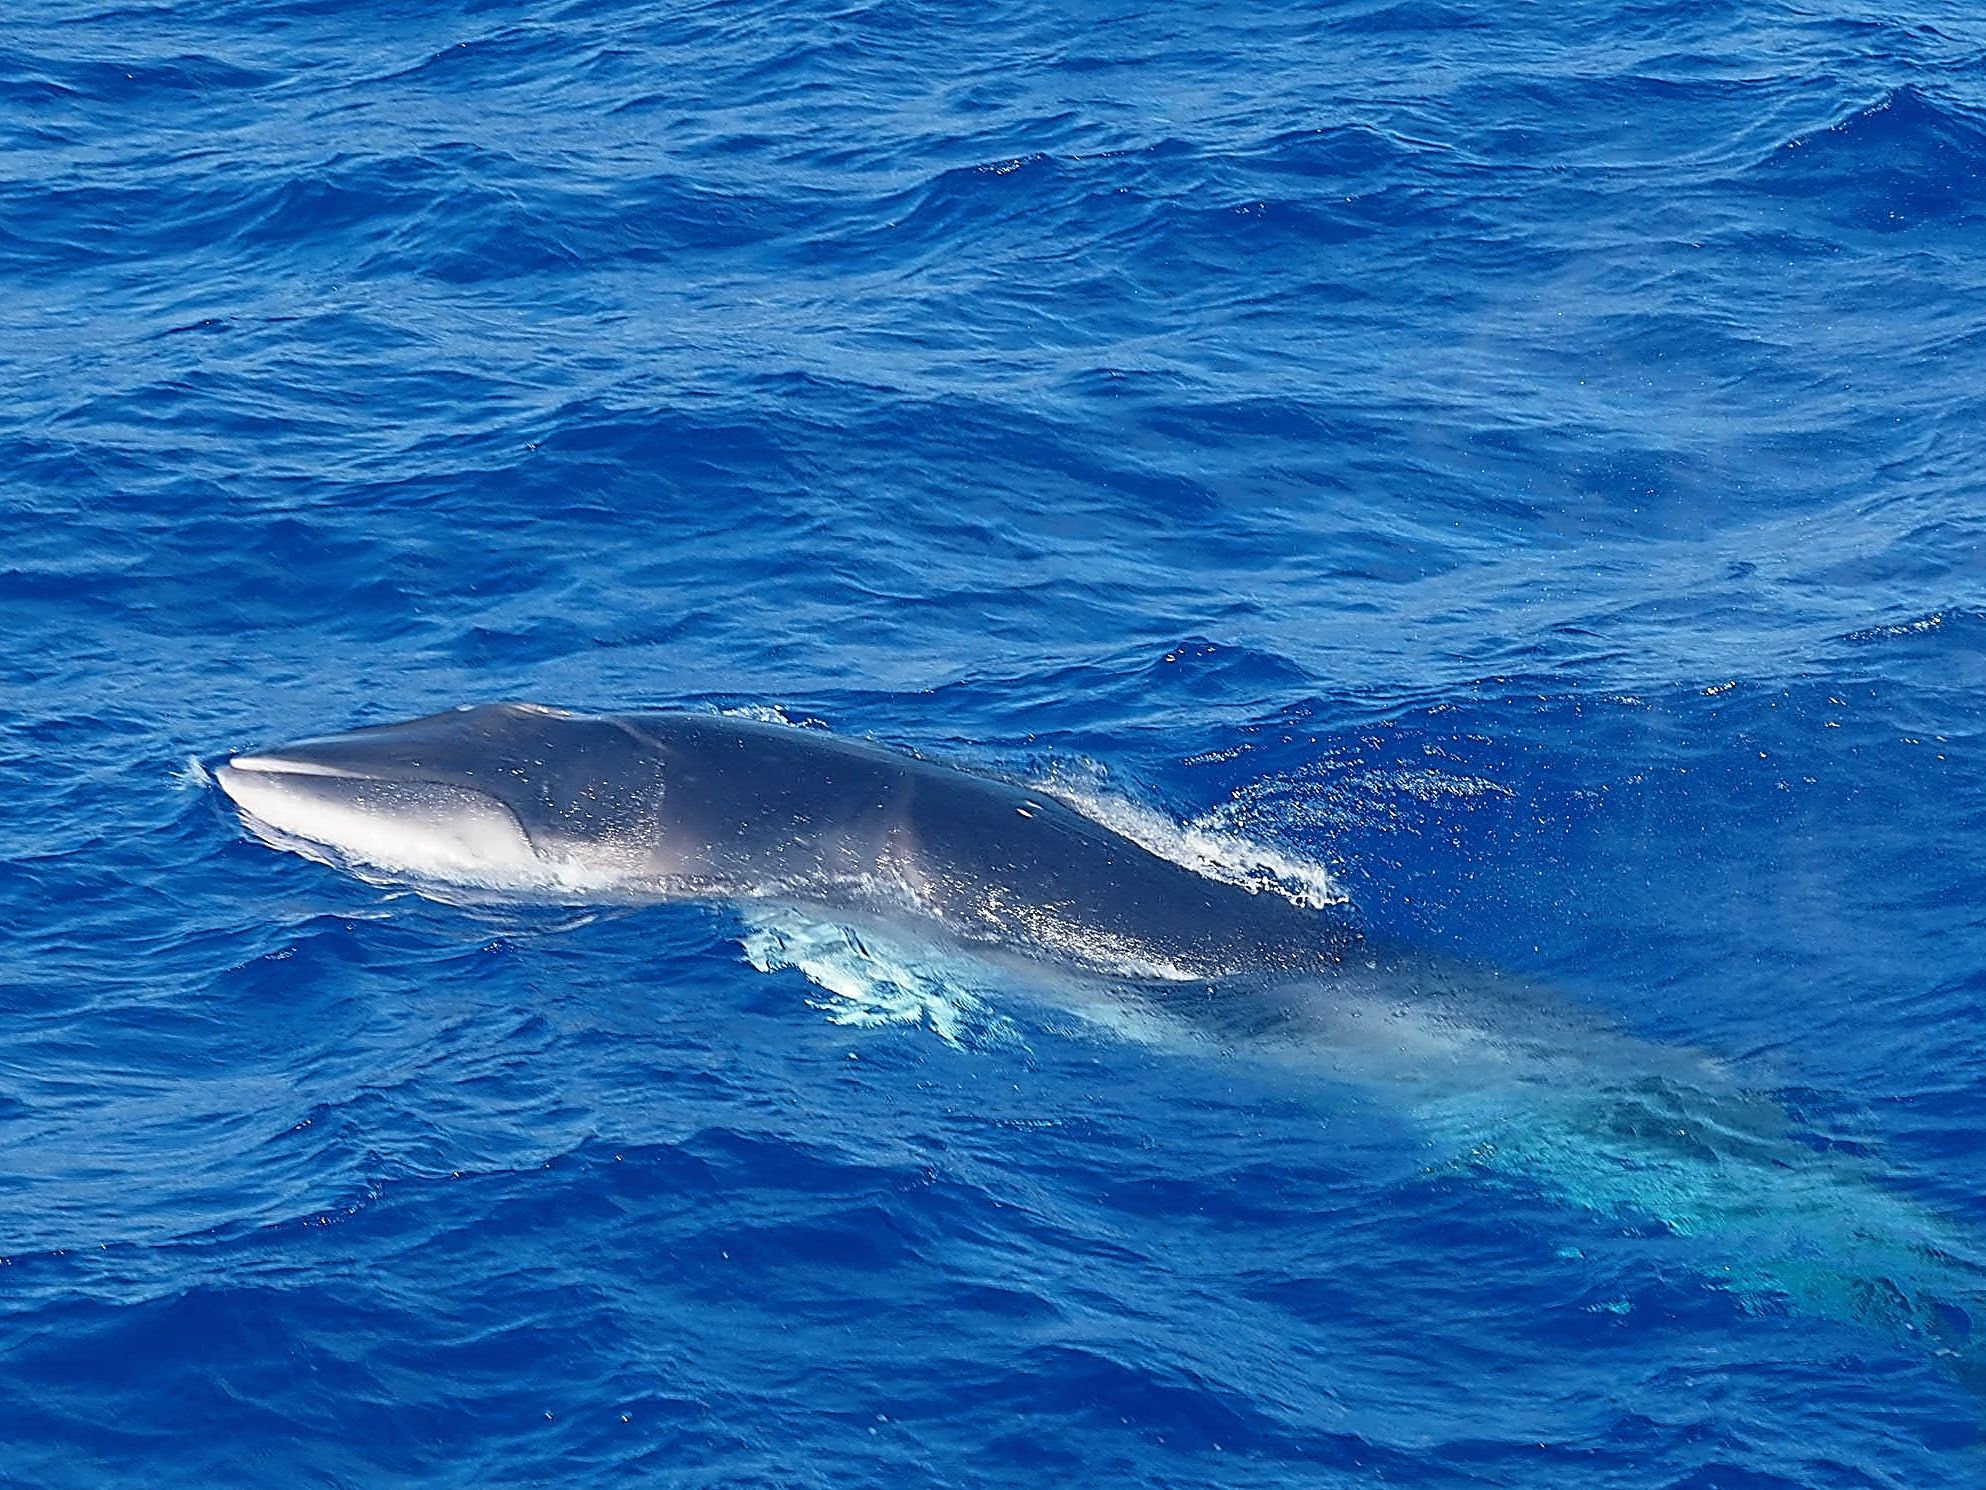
[219,704,1356,977]
[626,712,1354,976]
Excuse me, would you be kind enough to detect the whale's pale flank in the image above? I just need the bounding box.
[216,701,1357,980]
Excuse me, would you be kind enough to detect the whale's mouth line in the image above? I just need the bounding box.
[224,754,371,780]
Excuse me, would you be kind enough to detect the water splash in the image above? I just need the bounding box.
[1031,760,1349,910]
[737,907,1018,1049]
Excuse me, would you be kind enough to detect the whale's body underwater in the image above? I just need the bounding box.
[217,702,1985,1375]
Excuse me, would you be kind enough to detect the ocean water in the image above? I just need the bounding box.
[4,0,1985,1483]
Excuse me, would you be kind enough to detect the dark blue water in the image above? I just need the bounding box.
[5,0,1985,1483]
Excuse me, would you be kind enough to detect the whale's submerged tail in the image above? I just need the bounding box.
[744,903,1986,1375]
[1415,1068,1985,1366]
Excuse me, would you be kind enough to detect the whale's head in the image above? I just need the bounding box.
[215,703,672,895]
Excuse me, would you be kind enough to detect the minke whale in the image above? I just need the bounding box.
[216,702,1357,980]
[217,701,1986,1377]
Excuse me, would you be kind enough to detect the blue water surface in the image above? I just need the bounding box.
[4,0,1985,1484]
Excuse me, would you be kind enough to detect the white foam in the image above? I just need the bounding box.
[731,904,1231,1058]
[717,704,827,729]
[1029,761,1349,910]
[738,908,1013,1048]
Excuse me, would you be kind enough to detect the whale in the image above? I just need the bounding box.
[215,701,1359,981]
[215,701,1986,1374]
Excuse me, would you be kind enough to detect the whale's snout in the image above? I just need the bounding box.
[216,745,540,884]
[214,704,675,895]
